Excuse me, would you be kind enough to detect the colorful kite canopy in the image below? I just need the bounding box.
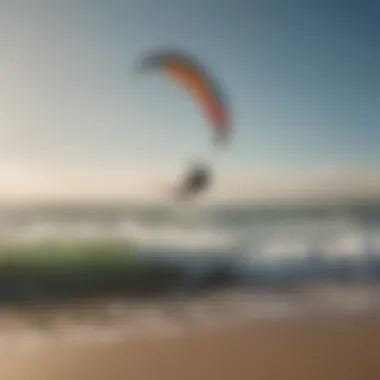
[137,50,231,146]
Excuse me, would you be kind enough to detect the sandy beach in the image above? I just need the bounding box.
[0,313,379,380]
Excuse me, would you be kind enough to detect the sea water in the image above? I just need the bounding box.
[0,201,379,350]
[1,201,380,283]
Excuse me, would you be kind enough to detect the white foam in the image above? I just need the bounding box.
[257,240,309,262]
[0,210,379,267]
[115,221,234,253]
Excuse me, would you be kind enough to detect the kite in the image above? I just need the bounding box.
[137,50,231,146]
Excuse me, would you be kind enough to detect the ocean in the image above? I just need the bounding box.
[1,200,380,285]
[0,201,380,349]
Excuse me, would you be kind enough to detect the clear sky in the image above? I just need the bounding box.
[0,0,378,201]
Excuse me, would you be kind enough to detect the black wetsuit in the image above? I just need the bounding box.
[177,165,211,199]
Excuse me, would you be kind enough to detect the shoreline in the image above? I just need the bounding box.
[1,313,380,380]
[0,285,379,352]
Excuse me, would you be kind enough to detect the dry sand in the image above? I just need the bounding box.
[0,314,380,380]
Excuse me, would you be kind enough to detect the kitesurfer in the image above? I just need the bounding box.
[175,163,212,200]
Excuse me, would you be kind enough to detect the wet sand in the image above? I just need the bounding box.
[0,314,380,380]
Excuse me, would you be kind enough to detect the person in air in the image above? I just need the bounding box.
[175,163,212,200]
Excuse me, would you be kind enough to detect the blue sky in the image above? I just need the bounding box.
[0,0,378,201]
